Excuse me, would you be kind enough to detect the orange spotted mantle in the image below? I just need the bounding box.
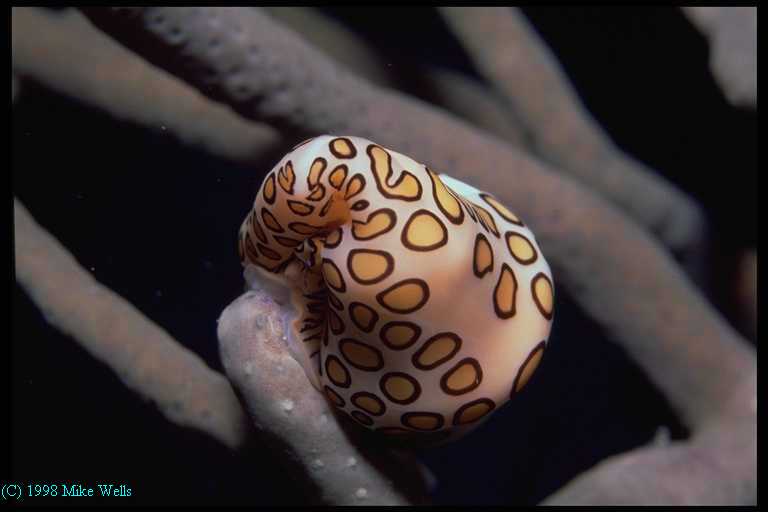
[238,135,554,442]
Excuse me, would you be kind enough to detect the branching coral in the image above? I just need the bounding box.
[12,6,755,505]
[12,8,283,166]
[682,7,757,109]
[14,199,250,450]
[218,288,431,505]
[261,7,529,147]
[438,7,705,256]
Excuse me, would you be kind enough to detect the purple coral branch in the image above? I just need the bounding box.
[262,7,396,89]
[682,7,757,109]
[438,7,705,255]
[12,7,284,166]
[543,403,756,505]
[263,7,529,147]
[14,198,251,450]
[13,199,422,505]
[217,287,430,505]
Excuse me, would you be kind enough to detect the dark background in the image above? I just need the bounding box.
[10,7,756,506]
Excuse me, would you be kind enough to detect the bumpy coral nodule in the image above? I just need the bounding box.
[239,135,554,441]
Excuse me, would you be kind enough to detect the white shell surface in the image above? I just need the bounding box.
[239,135,554,440]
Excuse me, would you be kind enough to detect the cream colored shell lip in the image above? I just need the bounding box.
[239,134,554,442]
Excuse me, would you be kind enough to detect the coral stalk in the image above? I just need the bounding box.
[263,7,527,146]
[438,7,704,254]
[682,7,757,108]
[14,198,250,450]
[12,7,283,166]
[217,287,429,505]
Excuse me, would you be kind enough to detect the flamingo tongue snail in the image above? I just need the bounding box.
[238,135,554,443]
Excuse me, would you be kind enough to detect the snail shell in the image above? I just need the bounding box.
[239,135,554,443]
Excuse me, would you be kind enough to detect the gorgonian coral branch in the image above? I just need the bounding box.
[438,7,704,255]
[14,198,251,450]
[217,287,430,505]
[12,7,283,166]
[420,65,528,148]
[263,7,527,147]
[543,400,756,505]
[263,7,395,89]
[682,7,756,108]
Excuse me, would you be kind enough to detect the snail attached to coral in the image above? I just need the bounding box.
[238,135,554,443]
